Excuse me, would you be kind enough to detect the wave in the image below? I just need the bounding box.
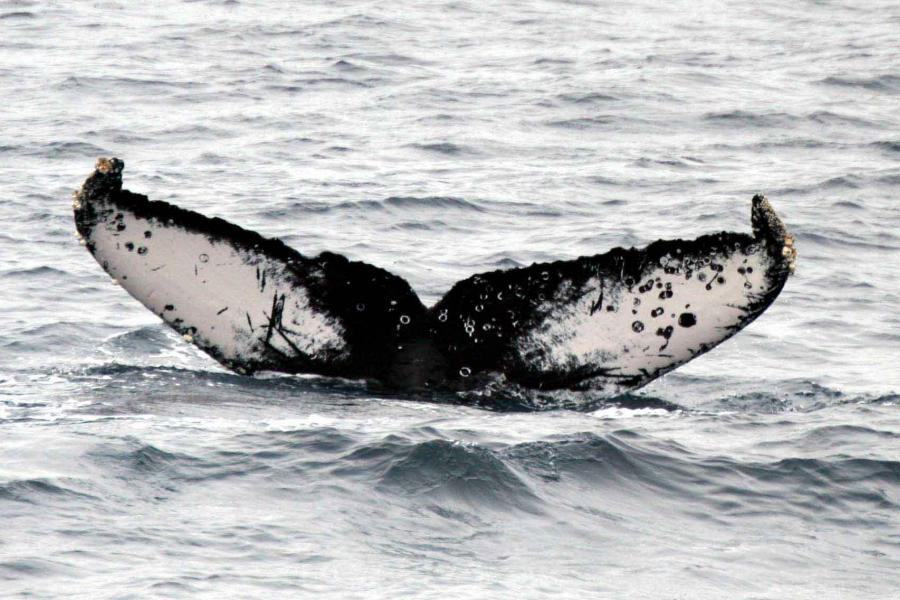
[702,109,884,130]
[819,74,900,94]
[378,439,542,512]
[830,200,865,209]
[632,156,697,169]
[116,444,197,474]
[545,116,617,130]
[7,424,898,517]
[771,172,893,197]
[533,57,574,66]
[153,124,236,140]
[407,142,480,156]
[709,138,846,151]
[55,362,377,410]
[798,424,900,446]
[791,230,897,252]
[332,59,365,73]
[806,110,881,128]
[86,440,266,487]
[390,221,440,231]
[0,265,71,278]
[0,11,35,20]
[286,195,485,215]
[870,140,900,153]
[382,195,485,212]
[2,322,101,353]
[703,110,793,128]
[333,429,900,517]
[297,77,373,89]
[55,75,206,92]
[0,477,96,504]
[20,140,108,159]
[556,92,619,105]
[312,13,394,31]
[343,52,431,67]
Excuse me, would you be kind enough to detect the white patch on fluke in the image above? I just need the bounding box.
[85,208,347,368]
[515,246,774,388]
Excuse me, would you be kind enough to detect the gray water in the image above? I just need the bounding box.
[1,1,899,598]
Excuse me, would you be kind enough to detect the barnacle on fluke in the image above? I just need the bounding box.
[74,158,794,401]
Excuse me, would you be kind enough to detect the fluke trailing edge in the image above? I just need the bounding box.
[74,158,797,395]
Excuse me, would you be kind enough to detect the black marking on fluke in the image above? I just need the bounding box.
[588,280,604,315]
[73,158,796,400]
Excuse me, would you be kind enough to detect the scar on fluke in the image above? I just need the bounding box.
[73,158,796,401]
[588,280,604,315]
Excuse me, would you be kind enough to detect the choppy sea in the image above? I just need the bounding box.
[1,1,898,598]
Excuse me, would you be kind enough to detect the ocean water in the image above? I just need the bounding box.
[1,0,899,597]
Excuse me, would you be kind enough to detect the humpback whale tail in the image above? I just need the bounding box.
[73,158,796,397]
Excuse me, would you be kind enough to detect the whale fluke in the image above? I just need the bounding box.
[73,158,796,396]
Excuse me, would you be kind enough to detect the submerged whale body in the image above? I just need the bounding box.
[73,158,797,397]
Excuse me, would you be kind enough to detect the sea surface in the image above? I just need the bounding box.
[1,1,899,598]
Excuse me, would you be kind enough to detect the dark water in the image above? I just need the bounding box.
[1,1,899,597]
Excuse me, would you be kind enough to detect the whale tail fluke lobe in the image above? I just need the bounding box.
[431,196,795,394]
[74,158,794,400]
[73,158,433,384]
